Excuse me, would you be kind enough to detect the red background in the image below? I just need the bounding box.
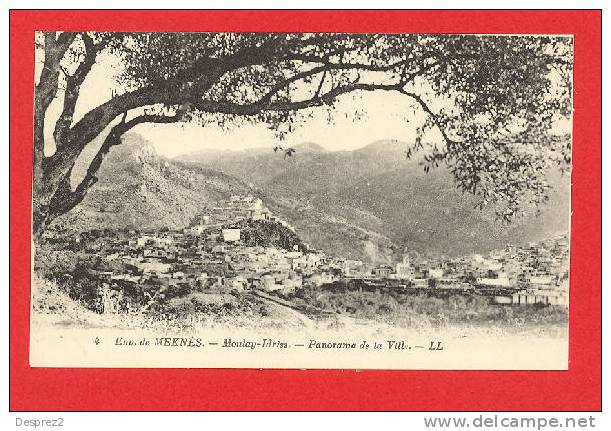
[9,10,602,411]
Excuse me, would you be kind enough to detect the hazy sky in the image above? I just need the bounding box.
[41,50,427,158]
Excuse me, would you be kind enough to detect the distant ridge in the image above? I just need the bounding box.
[291,142,328,153]
[355,139,407,154]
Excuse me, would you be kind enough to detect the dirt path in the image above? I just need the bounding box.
[249,290,317,329]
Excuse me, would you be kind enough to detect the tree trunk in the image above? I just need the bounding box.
[32,151,87,241]
[32,201,50,241]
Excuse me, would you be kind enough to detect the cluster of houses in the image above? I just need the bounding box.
[340,235,569,306]
[50,195,570,309]
[68,196,335,298]
[344,237,568,287]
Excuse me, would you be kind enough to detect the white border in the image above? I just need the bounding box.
[1,2,607,430]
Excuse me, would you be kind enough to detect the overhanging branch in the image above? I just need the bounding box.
[398,89,457,148]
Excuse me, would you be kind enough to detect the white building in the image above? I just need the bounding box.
[396,255,414,279]
[428,268,444,279]
[222,228,241,242]
[477,272,511,287]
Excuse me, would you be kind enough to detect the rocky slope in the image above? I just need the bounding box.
[53,133,253,232]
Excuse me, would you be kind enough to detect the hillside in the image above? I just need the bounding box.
[328,166,570,256]
[52,133,254,232]
[177,139,571,258]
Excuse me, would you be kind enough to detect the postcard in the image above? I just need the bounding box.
[29,31,573,369]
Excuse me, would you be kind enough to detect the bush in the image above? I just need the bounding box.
[303,288,567,330]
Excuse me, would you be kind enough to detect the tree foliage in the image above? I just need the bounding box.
[33,31,573,238]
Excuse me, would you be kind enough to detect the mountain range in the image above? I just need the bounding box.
[54,133,571,263]
[176,138,571,260]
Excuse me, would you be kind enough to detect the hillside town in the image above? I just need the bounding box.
[44,195,570,314]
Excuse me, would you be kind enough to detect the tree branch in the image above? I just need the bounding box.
[204,57,439,116]
[314,69,327,98]
[193,82,403,115]
[35,32,78,114]
[191,60,441,117]
[54,33,106,147]
[398,89,457,148]
[65,47,432,157]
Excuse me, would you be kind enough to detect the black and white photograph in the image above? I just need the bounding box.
[30,31,573,369]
